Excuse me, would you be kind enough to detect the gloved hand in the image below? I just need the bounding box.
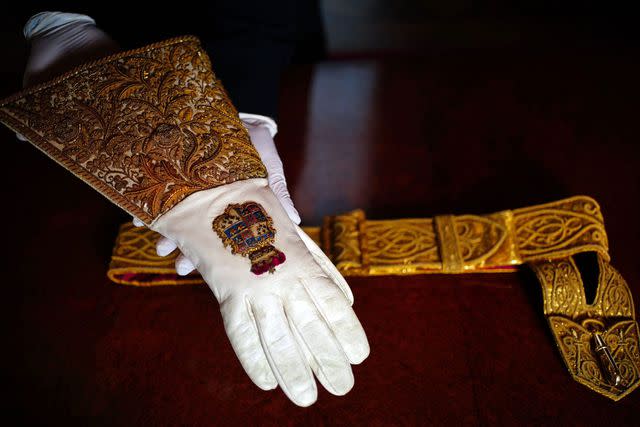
[14,12,369,406]
[135,113,301,276]
[22,11,118,87]
[151,178,369,406]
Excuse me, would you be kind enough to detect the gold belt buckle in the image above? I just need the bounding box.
[530,254,640,400]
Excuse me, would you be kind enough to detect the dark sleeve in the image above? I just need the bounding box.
[201,2,298,120]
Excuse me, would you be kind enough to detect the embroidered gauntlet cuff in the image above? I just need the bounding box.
[0,36,267,224]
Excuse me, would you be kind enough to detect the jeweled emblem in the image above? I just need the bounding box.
[212,202,286,275]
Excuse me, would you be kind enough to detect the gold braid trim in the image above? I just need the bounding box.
[0,36,266,223]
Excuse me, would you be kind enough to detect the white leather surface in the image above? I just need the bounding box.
[151,178,369,406]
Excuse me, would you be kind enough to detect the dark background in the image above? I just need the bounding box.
[1,1,639,425]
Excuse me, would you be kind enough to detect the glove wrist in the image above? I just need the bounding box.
[150,178,306,301]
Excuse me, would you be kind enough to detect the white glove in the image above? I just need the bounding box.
[136,113,301,276]
[238,113,300,225]
[151,178,369,406]
[19,12,369,406]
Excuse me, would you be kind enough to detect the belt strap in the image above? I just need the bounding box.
[323,195,607,275]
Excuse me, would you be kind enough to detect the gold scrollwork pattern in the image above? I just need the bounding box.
[113,224,167,264]
[366,219,438,266]
[513,196,609,261]
[317,197,610,276]
[326,210,365,272]
[530,255,640,400]
[534,258,585,317]
[454,214,508,264]
[0,36,266,223]
[434,213,514,272]
[108,222,202,286]
[595,258,634,318]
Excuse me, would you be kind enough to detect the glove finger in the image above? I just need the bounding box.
[285,282,354,396]
[277,192,301,225]
[175,253,195,276]
[156,236,178,256]
[249,295,317,407]
[294,224,354,304]
[132,216,145,227]
[243,120,301,225]
[301,277,369,365]
[269,178,301,225]
[221,298,277,390]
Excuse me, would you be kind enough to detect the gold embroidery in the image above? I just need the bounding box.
[0,36,266,223]
[531,256,640,400]
[366,219,438,266]
[108,222,203,286]
[322,196,607,275]
[535,258,585,317]
[455,214,510,266]
[596,258,634,318]
[113,226,168,265]
[324,210,365,273]
[513,196,609,260]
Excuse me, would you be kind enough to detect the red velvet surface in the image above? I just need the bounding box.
[2,47,639,425]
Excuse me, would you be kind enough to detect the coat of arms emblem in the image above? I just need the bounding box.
[212,202,286,275]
